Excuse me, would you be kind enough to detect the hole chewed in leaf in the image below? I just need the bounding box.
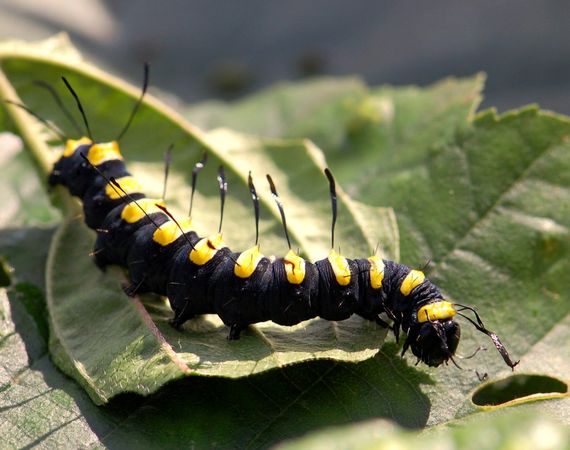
[472,374,568,407]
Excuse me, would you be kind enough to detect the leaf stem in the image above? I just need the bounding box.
[0,67,78,215]
[0,67,53,177]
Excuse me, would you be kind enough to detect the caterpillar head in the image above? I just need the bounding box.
[405,319,461,367]
[400,300,460,367]
[402,301,520,370]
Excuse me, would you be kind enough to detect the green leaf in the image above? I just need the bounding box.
[277,409,570,450]
[0,226,104,449]
[0,36,397,404]
[185,73,484,165]
[0,227,426,449]
[0,111,59,227]
[1,34,569,448]
[184,66,570,426]
[46,142,396,404]
[330,106,570,425]
[0,288,100,449]
[186,76,369,145]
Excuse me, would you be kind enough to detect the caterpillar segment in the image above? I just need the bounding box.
[29,70,518,370]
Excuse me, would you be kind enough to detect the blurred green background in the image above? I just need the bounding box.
[1,0,569,111]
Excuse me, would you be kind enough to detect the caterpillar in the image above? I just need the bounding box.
[13,68,519,370]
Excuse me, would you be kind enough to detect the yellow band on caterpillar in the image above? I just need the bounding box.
[400,269,425,296]
[234,245,264,279]
[283,249,305,284]
[120,198,165,224]
[63,137,93,157]
[153,217,193,247]
[417,301,456,322]
[328,249,351,286]
[87,141,123,166]
[190,233,226,266]
[368,255,385,289]
[105,176,143,200]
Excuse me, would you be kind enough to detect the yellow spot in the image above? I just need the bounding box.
[234,245,264,279]
[417,301,456,323]
[328,249,351,286]
[189,233,226,266]
[400,269,425,296]
[63,137,92,157]
[153,218,193,247]
[368,255,385,289]
[87,141,123,166]
[105,176,143,200]
[283,249,306,284]
[120,198,165,224]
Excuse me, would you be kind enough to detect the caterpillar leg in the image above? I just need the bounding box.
[121,278,146,297]
[169,301,195,330]
[375,316,393,330]
[228,323,246,340]
[392,321,401,343]
[169,314,195,330]
[92,246,111,271]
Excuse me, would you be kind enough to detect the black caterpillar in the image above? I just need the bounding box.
[15,68,519,370]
